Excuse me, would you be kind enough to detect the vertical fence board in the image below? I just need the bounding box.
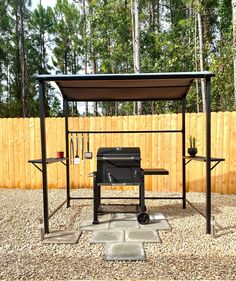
[215,112,224,193]
[151,115,158,192]
[19,119,25,188]
[0,119,3,187]
[34,118,41,189]
[211,112,217,192]
[145,115,152,191]
[164,114,171,192]
[8,119,15,188]
[176,114,182,192]
[222,112,230,194]
[170,114,177,193]
[229,112,236,194]
[84,117,90,188]
[29,118,36,189]
[158,114,164,192]
[3,119,9,187]
[197,113,204,192]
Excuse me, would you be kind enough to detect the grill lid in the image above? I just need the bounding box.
[97,147,140,160]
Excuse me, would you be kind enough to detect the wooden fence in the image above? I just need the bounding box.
[0,112,235,194]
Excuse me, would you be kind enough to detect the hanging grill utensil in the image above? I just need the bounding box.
[74,133,80,164]
[84,133,93,159]
[70,135,74,164]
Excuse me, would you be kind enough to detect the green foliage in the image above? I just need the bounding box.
[52,0,82,74]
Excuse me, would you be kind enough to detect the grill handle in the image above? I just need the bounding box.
[110,183,127,186]
[97,156,140,160]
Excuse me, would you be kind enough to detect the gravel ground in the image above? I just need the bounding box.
[0,188,235,280]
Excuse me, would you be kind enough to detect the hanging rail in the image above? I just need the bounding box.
[68,129,182,134]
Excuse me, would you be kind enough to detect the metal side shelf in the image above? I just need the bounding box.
[143,168,169,175]
[28,158,68,172]
[183,156,225,170]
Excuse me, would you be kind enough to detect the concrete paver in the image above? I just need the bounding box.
[125,229,161,243]
[104,242,145,261]
[90,230,124,244]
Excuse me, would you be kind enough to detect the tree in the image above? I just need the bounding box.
[19,0,28,117]
[52,0,81,74]
[29,3,60,116]
[197,11,206,112]
[131,0,142,114]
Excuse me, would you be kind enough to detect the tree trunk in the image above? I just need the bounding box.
[232,0,236,108]
[131,0,142,115]
[169,0,173,26]
[83,0,88,74]
[197,12,206,112]
[19,0,27,117]
[156,0,160,32]
[15,4,21,103]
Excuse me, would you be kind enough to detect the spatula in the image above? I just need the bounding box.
[84,133,93,159]
[74,133,80,164]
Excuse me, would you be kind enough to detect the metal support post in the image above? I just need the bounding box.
[64,98,70,208]
[206,77,212,234]
[182,97,186,209]
[39,81,49,234]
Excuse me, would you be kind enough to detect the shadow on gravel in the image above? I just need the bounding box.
[215,224,236,238]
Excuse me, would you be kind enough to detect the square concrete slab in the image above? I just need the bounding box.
[79,220,110,231]
[112,213,137,221]
[104,243,145,261]
[42,230,81,244]
[90,230,124,244]
[140,219,171,230]
[109,220,140,229]
[125,229,161,243]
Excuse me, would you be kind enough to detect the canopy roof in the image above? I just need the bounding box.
[35,72,214,101]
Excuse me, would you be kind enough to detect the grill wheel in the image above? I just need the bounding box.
[137,212,150,225]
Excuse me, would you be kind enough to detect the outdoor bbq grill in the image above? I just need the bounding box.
[92,147,150,225]
[97,147,143,185]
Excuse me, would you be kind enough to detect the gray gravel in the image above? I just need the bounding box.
[0,188,235,280]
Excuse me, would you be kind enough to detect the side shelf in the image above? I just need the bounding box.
[28,158,68,172]
[183,156,225,170]
[143,168,169,175]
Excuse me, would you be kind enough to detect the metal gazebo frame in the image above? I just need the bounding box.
[30,71,225,236]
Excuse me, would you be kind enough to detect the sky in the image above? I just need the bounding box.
[31,0,57,10]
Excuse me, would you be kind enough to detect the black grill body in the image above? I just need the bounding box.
[96,147,143,185]
[92,147,152,225]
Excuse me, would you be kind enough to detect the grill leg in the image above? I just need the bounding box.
[93,177,99,224]
[139,181,145,212]
[98,186,101,207]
